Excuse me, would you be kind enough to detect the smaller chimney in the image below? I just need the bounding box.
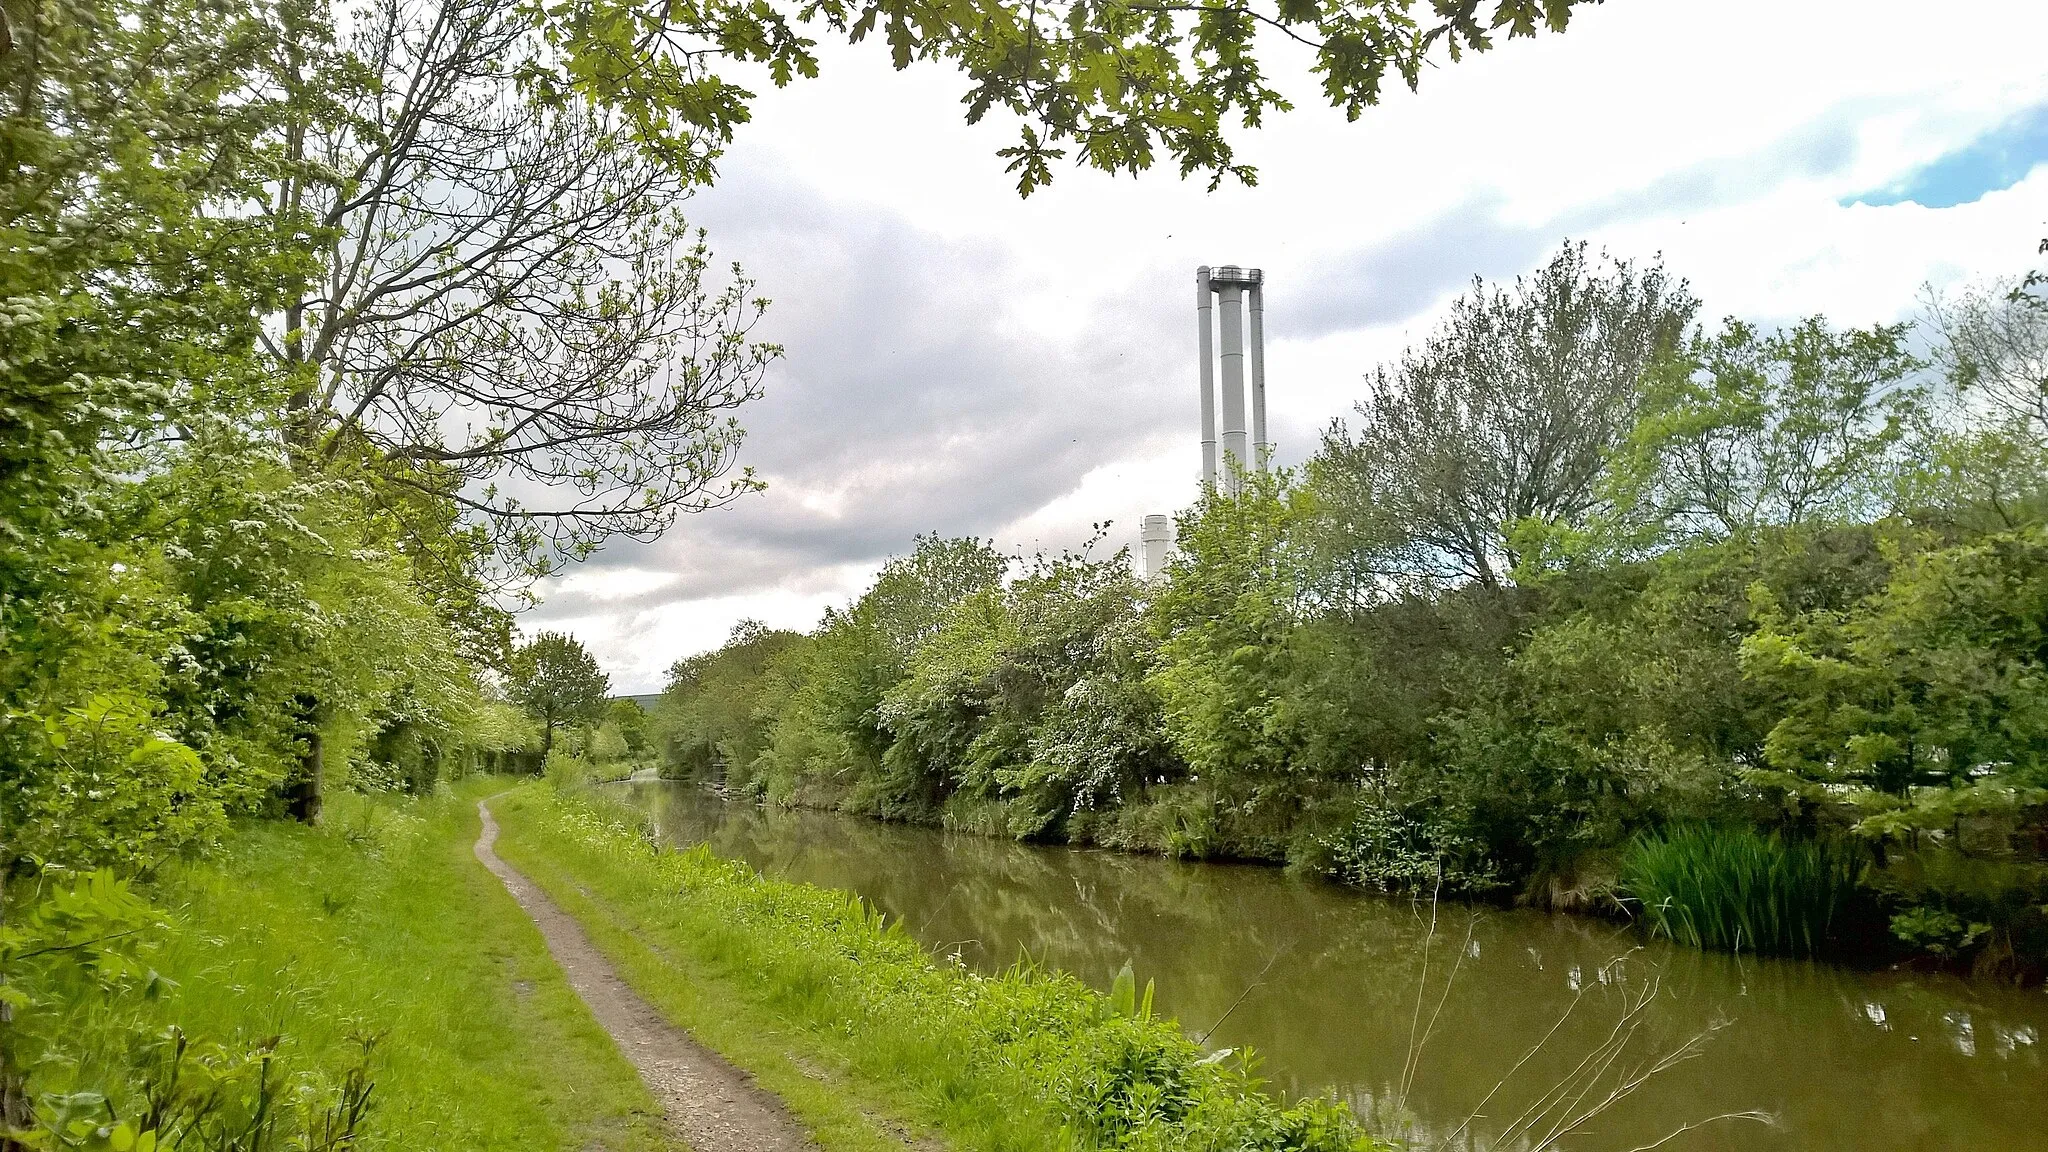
[1141,514,1173,582]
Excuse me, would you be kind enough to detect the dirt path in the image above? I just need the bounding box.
[474,797,815,1152]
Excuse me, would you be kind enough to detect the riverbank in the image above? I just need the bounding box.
[617,778,2048,1152]
[9,779,667,1150]
[489,781,1394,1152]
[722,775,2043,982]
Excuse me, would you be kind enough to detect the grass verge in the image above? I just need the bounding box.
[489,782,1390,1152]
[12,777,671,1151]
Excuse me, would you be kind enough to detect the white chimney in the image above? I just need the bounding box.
[1141,514,1173,582]
[1195,265,1265,492]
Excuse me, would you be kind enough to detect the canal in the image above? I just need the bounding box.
[617,781,2048,1151]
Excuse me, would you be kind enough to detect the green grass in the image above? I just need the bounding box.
[1620,824,1863,958]
[15,777,673,1151]
[489,782,1390,1152]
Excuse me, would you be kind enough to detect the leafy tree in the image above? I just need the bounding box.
[532,0,1597,195]
[655,621,809,784]
[759,536,1005,812]
[1744,528,2048,819]
[508,632,611,761]
[1929,277,2048,437]
[1317,243,1697,588]
[882,534,1165,833]
[1146,469,1313,802]
[265,0,780,587]
[607,699,651,758]
[1613,317,1921,542]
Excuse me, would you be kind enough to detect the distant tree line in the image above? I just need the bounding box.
[653,241,2048,975]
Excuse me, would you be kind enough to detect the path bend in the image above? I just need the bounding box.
[474,796,815,1152]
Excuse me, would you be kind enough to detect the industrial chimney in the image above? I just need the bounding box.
[1141,264,1268,586]
[1194,265,1267,490]
[1140,514,1172,582]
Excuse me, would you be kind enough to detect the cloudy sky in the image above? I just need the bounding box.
[527,0,2048,694]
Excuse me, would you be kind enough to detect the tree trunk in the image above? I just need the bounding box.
[539,718,554,773]
[1,887,30,1149]
[288,699,325,822]
[0,1008,28,1151]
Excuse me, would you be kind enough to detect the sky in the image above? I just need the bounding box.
[524,0,2048,695]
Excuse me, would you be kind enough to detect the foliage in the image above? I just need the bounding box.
[507,633,612,761]
[648,240,2048,972]
[529,0,1596,195]
[496,784,1390,1152]
[1612,316,1921,544]
[604,701,650,760]
[653,621,811,786]
[1742,528,2048,823]
[1316,244,1697,588]
[6,785,672,1151]
[1619,825,1865,958]
[882,533,1168,836]
[753,536,1006,815]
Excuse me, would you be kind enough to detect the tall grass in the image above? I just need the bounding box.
[1620,825,1862,958]
[14,780,669,1151]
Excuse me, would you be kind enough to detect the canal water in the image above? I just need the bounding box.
[617,781,2048,1152]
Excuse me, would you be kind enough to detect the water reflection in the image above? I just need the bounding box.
[620,782,2048,1152]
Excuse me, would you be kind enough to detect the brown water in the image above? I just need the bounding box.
[617,781,2048,1152]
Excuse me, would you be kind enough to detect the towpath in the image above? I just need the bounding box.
[474,797,815,1152]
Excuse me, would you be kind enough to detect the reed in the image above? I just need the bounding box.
[1620,825,1861,958]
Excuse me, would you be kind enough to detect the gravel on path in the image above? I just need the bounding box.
[475,797,816,1152]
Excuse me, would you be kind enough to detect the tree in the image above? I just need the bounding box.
[1318,243,1697,588]
[755,535,1006,810]
[1615,317,1921,542]
[1928,276,2048,438]
[1147,469,1312,793]
[267,0,780,588]
[507,632,611,761]
[607,698,650,757]
[534,0,1598,197]
[653,621,808,783]
[880,533,1163,832]
[1742,529,2048,864]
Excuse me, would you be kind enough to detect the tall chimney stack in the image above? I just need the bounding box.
[1140,514,1172,582]
[1195,267,1217,487]
[1249,279,1267,469]
[1193,265,1265,491]
[1216,267,1249,490]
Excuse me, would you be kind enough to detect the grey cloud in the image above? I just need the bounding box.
[1288,196,1559,339]
[530,171,1190,626]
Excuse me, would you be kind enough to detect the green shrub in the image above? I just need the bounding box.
[1888,905,1990,958]
[1865,849,2048,972]
[543,748,591,790]
[1620,824,1863,957]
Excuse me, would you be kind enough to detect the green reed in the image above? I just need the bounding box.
[1621,824,1862,958]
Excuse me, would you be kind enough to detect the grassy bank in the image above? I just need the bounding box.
[10,778,669,1151]
[489,782,1389,1152]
